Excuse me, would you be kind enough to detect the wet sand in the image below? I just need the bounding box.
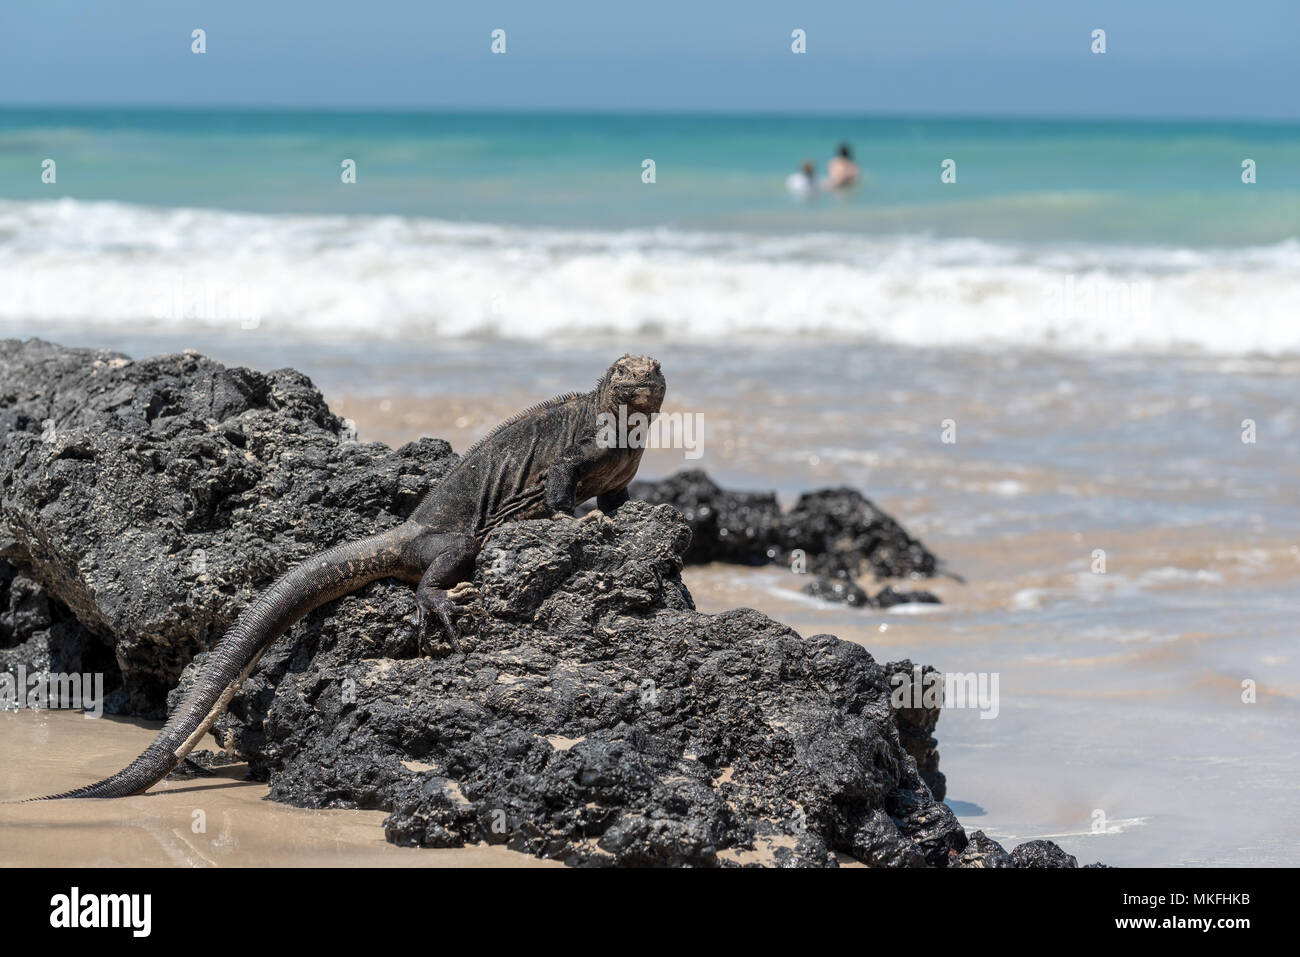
[0,711,554,867]
[684,532,1300,867]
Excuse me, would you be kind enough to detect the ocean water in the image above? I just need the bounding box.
[2,108,1298,353]
[2,108,1298,866]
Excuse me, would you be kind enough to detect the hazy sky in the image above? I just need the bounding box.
[3,1,1296,119]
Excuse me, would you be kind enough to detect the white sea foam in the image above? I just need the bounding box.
[2,199,1297,354]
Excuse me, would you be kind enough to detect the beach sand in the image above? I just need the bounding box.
[0,710,556,868]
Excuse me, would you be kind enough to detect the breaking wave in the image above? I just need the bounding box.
[2,198,1297,355]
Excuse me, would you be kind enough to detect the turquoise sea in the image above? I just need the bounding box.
[3,107,1299,241]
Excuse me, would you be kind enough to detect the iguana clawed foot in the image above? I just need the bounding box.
[414,587,463,655]
[551,509,607,524]
[447,581,480,603]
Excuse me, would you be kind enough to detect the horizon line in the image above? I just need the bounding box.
[2,101,1297,128]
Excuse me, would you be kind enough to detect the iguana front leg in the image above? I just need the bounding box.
[412,533,478,652]
[545,436,606,517]
[597,486,630,513]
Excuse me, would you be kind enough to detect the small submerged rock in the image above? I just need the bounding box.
[801,576,942,609]
[873,585,941,608]
[802,576,873,606]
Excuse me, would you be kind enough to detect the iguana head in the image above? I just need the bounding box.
[599,354,665,415]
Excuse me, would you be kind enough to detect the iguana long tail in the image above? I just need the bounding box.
[34,525,420,800]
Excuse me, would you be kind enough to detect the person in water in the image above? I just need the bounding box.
[786,159,817,196]
[825,142,860,190]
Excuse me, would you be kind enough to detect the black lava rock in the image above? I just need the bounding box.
[955,830,1017,868]
[1,338,455,715]
[801,577,943,609]
[872,586,941,608]
[801,576,872,606]
[627,470,942,580]
[852,810,927,868]
[626,469,780,566]
[886,660,947,801]
[777,487,941,579]
[1011,840,1080,869]
[189,500,960,866]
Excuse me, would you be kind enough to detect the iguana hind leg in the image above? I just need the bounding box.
[412,534,478,653]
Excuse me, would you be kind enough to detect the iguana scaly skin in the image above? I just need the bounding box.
[36,354,665,800]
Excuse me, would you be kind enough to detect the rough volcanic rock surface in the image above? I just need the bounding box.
[625,470,781,566]
[955,830,1017,868]
[184,500,970,866]
[0,562,109,704]
[0,338,454,714]
[627,469,941,580]
[889,663,946,802]
[1011,839,1081,869]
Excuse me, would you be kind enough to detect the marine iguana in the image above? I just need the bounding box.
[36,354,666,800]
